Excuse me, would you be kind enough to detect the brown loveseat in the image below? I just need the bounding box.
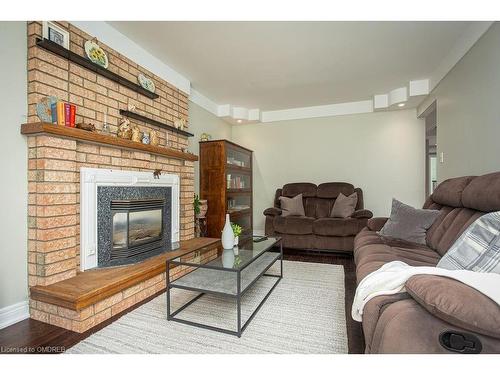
[264,182,373,252]
[354,172,500,354]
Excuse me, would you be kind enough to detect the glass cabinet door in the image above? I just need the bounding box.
[226,147,251,169]
[227,194,251,214]
[226,172,251,190]
[231,214,252,236]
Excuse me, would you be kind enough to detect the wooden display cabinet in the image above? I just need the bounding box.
[199,140,253,239]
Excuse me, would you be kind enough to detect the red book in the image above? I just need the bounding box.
[64,103,71,127]
[69,104,76,127]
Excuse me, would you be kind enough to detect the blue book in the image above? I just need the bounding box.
[50,102,57,123]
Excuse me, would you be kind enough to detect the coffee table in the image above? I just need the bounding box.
[166,237,282,337]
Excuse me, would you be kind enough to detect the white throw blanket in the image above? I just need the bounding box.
[352,261,500,322]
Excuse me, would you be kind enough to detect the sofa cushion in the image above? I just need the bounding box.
[313,235,354,252]
[426,207,483,256]
[273,215,314,235]
[431,175,475,207]
[379,198,440,245]
[279,194,305,217]
[354,239,440,282]
[313,217,365,237]
[282,182,317,198]
[406,275,500,339]
[331,192,358,218]
[462,172,500,212]
[317,182,354,199]
[315,198,333,218]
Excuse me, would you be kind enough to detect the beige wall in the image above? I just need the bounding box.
[0,22,28,310]
[232,109,425,232]
[188,101,232,193]
[418,22,500,182]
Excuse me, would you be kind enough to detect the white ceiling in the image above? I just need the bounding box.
[109,21,484,113]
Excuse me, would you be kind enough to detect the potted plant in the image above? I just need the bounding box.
[231,223,243,246]
[193,194,208,219]
[193,194,201,217]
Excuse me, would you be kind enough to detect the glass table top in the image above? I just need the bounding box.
[169,237,281,271]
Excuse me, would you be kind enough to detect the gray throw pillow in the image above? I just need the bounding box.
[331,192,358,218]
[437,211,500,274]
[378,198,440,245]
[279,194,305,217]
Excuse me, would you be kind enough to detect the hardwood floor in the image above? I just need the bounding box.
[0,250,364,354]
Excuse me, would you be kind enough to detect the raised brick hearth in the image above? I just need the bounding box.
[23,21,200,332]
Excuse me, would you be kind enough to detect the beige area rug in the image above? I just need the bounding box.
[67,260,348,354]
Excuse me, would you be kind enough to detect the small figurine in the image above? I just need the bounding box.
[174,118,186,130]
[76,122,96,132]
[150,130,159,146]
[131,125,141,142]
[142,131,150,145]
[117,118,132,139]
[102,113,110,134]
[153,169,162,179]
[200,132,212,142]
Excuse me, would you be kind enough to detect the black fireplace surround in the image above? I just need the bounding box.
[97,186,172,267]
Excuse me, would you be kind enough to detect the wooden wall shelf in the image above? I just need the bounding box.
[36,38,159,100]
[21,123,198,162]
[119,110,194,137]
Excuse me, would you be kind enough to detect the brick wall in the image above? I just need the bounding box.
[26,21,196,288]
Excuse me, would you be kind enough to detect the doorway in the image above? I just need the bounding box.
[419,101,437,198]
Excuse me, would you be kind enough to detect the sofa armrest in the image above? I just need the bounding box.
[351,209,373,219]
[406,275,500,339]
[264,207,282,217]
[366,217,388,231]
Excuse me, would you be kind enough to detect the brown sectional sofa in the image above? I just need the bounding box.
[354,172,500,353]
[264,182,373,252]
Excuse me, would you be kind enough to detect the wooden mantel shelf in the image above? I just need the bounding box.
[30,238,221,311]
[21,122,198,162]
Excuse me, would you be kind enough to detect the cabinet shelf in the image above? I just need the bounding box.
[36,38,159,99]
[226,164,252,173]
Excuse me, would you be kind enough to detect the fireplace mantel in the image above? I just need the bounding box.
[21,122,198,162]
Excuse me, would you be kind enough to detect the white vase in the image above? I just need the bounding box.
[221,214,235,250]
[234,236,239,247]
[222,249,235,268]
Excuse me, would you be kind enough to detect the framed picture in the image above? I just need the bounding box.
[42,21,69,49]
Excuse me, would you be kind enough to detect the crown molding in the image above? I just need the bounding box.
[189,89,219,115]
[72,22,191,94]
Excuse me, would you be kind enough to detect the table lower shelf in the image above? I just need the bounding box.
[170,252,281,296]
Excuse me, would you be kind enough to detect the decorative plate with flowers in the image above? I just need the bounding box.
[138,73,156,93]
[84,39,108,69]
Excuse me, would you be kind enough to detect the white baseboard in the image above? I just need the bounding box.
[0,300,29,330]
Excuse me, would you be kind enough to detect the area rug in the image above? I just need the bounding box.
[67,260,347,354]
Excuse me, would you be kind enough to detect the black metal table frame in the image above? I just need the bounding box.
[166,240,283,337]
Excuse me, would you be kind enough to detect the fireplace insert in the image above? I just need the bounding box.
[97,185,172,268]
[111,198,165,260]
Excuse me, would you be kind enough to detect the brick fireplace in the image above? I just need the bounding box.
[22,21,215,333]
